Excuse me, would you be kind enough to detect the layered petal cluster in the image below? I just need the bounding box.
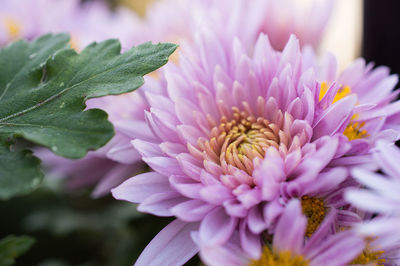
[346,141,400,264]
[111,31,400,264]
[199,199,364,266]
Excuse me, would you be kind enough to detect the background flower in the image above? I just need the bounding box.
[307,49,400,155]
[133,0,333,51]
[346,141,400,265]
[0,0,141,49]
[199,199,364,266]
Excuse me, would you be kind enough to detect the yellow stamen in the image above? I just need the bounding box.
[319,82,370,141]
[343,114,369,141]
[333,85,351,103]
[301,196,326,237]
[249,247,309,266]
[319,82,352,103]
[3,17,21,39]
[319,82,329,101]
[351,243,385,265]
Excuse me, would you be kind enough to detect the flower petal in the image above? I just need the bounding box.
[135,219,199,266]
[171,199,216,222]
[111,172,171,203]
[312,95,357,139]
[273,199,306,254]
[199,207,237,245]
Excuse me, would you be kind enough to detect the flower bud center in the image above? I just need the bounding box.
[199,104,292,175]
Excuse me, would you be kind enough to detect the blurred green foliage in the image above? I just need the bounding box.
[0,178,200,265]
[0,235,35,266]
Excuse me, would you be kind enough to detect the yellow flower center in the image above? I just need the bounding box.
[301,196,326,237]
[3,17,21,39]
[319,82,369,141]
[249,247,309,266]
[351,245,385,265]
[343,118,369,141]
[197,105,290,176]
[319,82,352,103]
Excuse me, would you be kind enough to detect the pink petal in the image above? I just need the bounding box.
[312,95,357,139]
[345,190,398,214]
[176,153,202,181]
[169,175,203,199]
[144,91,175,113]
[223,199,248,218]
[159,142,187,157]
[199,207,238,245]
[143,156,182,176]
[302,167,348,196]
[107,143,142,164]
[171,199,216,222]
[135,219,199,266]
[273,199,306,254]
[375,141,400,180]
[111,172,171,203]
[138,191,186,217]
[132,139,163,158]
[175,97,200,125]
[278,35,300,75]
[308,232,364,266]
[253,153,284,201]
[247,206,267,234]
[177,125,205,146]
[150,111,181,142]
[240,220,262,259]
[199,240,247,266]
[236,187,262,209]
[200,185,233,204]
[114,120,155,141]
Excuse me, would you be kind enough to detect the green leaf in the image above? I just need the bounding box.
[0,35,177,158]
[0,34,177,199]
[0,34,70,101]
[0,235,35,266]
[0,141,43,199]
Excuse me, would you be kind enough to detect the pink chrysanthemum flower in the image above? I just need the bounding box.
[199,199,364,266]
[345,141,400,265]
[111,31,400,264]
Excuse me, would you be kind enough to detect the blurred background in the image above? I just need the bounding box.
[1,0,400,265]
